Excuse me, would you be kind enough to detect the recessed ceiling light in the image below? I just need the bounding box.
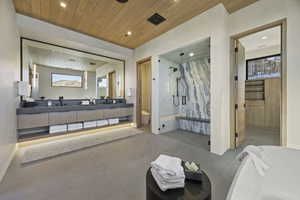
[127,31,132,36]
[189,52,195,57]
[60,2,67,8]
[261,36,268,40]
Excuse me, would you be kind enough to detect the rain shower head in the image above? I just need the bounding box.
[169,66,178,72]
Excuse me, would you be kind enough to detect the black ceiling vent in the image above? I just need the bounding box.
[116,0,128,3]
[148,13,166,25]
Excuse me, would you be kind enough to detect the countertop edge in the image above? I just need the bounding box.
[17,104,134,115]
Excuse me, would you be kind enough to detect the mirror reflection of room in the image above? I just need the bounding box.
[21,39,125,105]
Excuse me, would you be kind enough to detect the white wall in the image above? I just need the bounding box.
[229,0,300,150]
[134,4,230,154]
[0,0,19,182]
[285,0,300,150]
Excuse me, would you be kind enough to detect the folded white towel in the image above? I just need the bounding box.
[237,145,264,161]
[151,168,185,191]
[237,145,270,176]
[151,154,182,176]
[155,168,185,181]
[152,167,185,183]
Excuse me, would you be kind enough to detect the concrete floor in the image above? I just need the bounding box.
[0,127,280,200]
[0,130,241,200]
[242,126,280,147]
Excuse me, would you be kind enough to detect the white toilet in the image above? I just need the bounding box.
[141,110,151,126]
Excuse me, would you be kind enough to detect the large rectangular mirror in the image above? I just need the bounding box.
[21,38,125,100]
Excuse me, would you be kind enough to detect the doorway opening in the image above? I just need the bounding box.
[108,71,116,98]
[231,21,286,148]
[136,58,152,132]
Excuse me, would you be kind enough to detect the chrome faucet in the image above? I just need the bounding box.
[59,96,64,106]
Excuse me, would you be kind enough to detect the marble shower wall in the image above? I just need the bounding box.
[177,58,211,135]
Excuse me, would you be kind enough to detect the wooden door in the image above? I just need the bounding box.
[235,41,246,147]
[108,71,116,98]
[136,58,152,128]
[141,61,152,113]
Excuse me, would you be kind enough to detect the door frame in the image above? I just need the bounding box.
[233,40,247,147]
[230,19,287,148]
[136,57,152,129]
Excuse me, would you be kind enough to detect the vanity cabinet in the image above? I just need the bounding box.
[49,111,77,125]
[77,110,99,122]
[110,108,121,118]
[119,107,133,117]
[97,108,133,119]
[100,109,117,119]
[17,105,134,130]
[18,113,49,129]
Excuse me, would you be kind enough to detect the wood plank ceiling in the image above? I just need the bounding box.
[13,0,258,49]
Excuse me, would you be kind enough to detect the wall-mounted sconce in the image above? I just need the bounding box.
[84,71,88,90]
[127,88,134,97]
[32,64,37,88]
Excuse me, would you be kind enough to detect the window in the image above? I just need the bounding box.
[51,73,82,88]
[246,55,281,80]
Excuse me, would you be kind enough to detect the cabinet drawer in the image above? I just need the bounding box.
[49,112,77,125]
[77,110,99,122]
[100,109,119,119]
[111,108,120,118]
[119,107,133,117]
[106,108,120,118]
[97,109,105,119]
[18,113,49,129]
[101,109,110,119]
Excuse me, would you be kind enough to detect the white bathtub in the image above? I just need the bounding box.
[226,146,300,200]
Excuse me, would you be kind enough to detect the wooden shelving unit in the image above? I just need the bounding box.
[245,78,281,130]
[245,80,265,100]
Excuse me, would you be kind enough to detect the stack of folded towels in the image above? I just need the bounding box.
[151,154,185,191]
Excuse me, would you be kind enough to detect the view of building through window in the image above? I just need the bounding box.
[247,55,281,80]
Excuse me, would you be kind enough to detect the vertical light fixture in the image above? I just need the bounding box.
[32,64,37,88]
[84,71,88,90]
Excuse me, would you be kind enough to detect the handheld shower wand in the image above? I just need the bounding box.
[172,77,181,107]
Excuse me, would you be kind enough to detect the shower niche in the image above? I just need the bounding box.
[158,38,211,135]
